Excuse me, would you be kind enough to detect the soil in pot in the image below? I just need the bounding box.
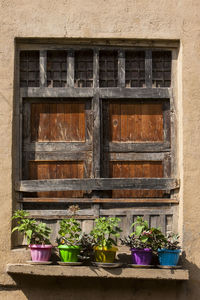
[58,245,81,262]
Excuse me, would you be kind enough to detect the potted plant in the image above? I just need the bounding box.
[90,217,122,263]
[12,210,52,262]
[56,205,82,262]
[157,233,181,266]
[121,216,165,265]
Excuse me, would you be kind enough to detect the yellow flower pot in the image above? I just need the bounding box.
[94,246,118,263]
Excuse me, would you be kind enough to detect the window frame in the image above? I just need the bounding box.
[14,41,179,221]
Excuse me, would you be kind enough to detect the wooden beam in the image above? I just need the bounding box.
[109,152,167,161]
[93,49,99,88]
[92,94,101,178]
[100,88,171,98]
[20,87,171,99]
[20,87,94,98]
[20,197,179,204]
[118,50,125,88]
[17,39,180,50]
[106,142,170,153]
[29,215,96,220]
[23,142,92,152]
[67,50,74,87]
[145,49,152,88]
[24,151,91,162]
[39,50,47,87]
[16,178,179,192]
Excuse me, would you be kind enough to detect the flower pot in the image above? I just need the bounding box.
[94,246,118,263]
[158,249,181,266]
[29,245,52,262]
[131,248,152,265]
[58,245,81,262]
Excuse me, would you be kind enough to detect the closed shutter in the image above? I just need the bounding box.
[15,44,179,243]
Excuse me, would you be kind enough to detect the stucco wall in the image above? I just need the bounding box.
[0,0,200,299]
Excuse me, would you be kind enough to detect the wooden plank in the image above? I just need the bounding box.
[17,39,180,50]
[100,206,175,215]
[49,103,57,141]
[20,198,179,204]
[31,103,50,141]
[141,103,163,142]
[145,49,152,87]
[93,49,99,88]
[20,87,171,99]
[67,50,74,87]
[109,102,121,142]
[23,142,92,152]
[29,215,96,220]
[39,50,47,87]
[107,142,170,153]
[22,102,31,144]
[20,87,94,98]
[16,178,179,192]
[118,50,125,87]
[163,100,171,144]
[99,88,171,99]
[56,103,66,141]
[24,151,90,161]
[109,152,166,161]
[92,94,101,178]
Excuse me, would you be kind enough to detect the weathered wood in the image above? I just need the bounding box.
[163,100,171,144]
[100,206,175,216]
[20,87,171,99]
[110,161,164,199]
[20,87,94,98]
[100,88,171,99]
[29,215,96,220]
[85,101,93,143]
[92,94,101,178]
[16,178,179,192]
[106,142,170,153]
[118,50,125,88]
[67,50,74,87]
[39,50,47,87]
[93,49,99,88]
[22,101,31,144]
[145,49,152,88]
[109,152,167,161]
[24,151,91,161]
[17,39,180,50]
[20,197,179,204]
[23,142,92,152]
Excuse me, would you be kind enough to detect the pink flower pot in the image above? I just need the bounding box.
[29,245,52,262]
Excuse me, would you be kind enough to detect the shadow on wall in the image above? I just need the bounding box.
[6,252,200,300]
[7,274,181,300]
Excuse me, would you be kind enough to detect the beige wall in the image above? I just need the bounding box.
[0,0,200,299]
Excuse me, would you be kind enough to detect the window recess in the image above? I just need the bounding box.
[15,44,179,242]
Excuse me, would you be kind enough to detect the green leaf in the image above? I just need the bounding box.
[135,225,144,236]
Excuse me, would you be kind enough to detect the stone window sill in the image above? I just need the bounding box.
[7,264,189,281]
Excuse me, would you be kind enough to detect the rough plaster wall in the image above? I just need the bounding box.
[0,0,200,299]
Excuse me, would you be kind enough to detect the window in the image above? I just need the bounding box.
[15,41,179,241]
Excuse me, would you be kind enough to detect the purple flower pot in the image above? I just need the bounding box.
[131,248,152,265]
[29,245,52,262]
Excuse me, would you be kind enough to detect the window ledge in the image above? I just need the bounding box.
[7,264,189,281]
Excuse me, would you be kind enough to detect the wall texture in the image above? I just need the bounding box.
[0,0,200,299]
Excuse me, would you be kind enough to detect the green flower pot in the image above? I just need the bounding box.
[58,245,81,262]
